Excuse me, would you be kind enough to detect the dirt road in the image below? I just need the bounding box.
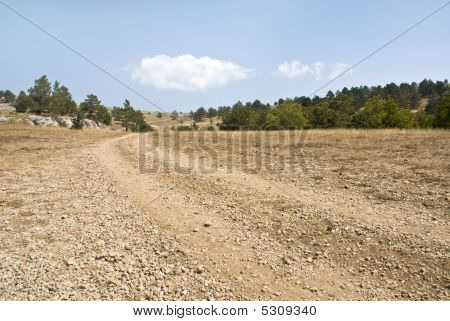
[0,128,448,300]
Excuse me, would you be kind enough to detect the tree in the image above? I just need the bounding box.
[80,94,102,118]
[156,112,163,118]
[95,106,112,125]
[28,75,52,113]
[79,94,111,125]
[362,97,414,128]
[265,100,306,130]
[170,110,178,120]
[351,110,369,128]
[414,111,434,128]
[193,107,206,122]
[14,91,35,113]
[307,103,338,128]
[49,81,77,115]
[0,90,15,103]
[433,93,450,128]
[207,107,217,119]
[120,99,152,132]
[220,101,258,130]
[112,106,124,121]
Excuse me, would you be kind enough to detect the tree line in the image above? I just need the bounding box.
[2,75,151,131]
[188,79,449,129]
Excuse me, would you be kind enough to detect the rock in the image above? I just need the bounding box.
[194,266,204,274]
[203,222,211,228]
[0,116,9,123]
[282,256,292,265]
[83,119,99,128]
[57,117,73,128]
[29,115,59,127]
[83,119,107,129]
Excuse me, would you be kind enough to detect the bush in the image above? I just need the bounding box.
[172,122,198,131]
[71,110,84,129]
[172,125,193,131]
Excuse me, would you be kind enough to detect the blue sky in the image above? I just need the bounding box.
[1,0,449,111]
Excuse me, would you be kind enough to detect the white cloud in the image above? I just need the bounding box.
[277,60,313,78]
[131,54,250,91]
[276,60,352,80]
[329,63,352,80]
[312,62,325,80]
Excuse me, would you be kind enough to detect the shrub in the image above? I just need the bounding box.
[71,110,84,129]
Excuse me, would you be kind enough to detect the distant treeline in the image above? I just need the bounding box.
[1,75,151,131]
[189,79,449,129]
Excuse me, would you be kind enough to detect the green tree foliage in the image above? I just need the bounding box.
[433,93,450,128]
[362,97,414,129]
[193,107,207,122]
[14,91,35,113]
[13,75,80,116]
[307,103,338,128]
[79,94,111,125]
[207,107,217,119]
[220,101,258,130]
[115,99,152,132]
[265,100,306,130]
[414,111,434,128]
[219,100,304,130]
[49,81,77,115]
[71,109,84,129]
[28,75,52,113]
[0,90,16,103]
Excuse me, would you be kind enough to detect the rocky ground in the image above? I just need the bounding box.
[0,125,448,300]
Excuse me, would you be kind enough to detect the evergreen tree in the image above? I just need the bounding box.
[79,94,111,125]
[0,90,15,103]
[14,91,35,113]
[433,93,450,128]
[49,81,77,115]
[28,75,52,113]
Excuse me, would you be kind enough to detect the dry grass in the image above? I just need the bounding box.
[142,128,450,210]
[0,124,124,172]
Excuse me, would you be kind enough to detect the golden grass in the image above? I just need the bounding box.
[0,124,124,171]
[140,128,449,207]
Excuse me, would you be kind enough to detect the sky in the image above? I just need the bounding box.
[1,0,449,112]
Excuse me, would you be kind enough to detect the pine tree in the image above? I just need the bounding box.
[28,75,52,114]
